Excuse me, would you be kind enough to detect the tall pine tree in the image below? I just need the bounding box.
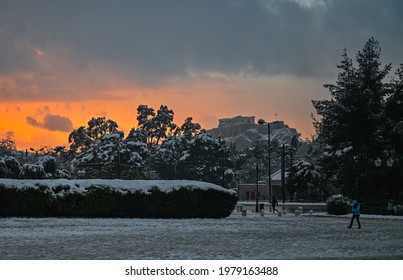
[312,38,398,202]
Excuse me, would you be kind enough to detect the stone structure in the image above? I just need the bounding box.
[218,116,255,127]
[209,116,300,151]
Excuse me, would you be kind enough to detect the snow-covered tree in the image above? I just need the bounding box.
[68,117,121,156]
[154,135,187,180]
[153,105,178,144]
[75,131,147,179]
[0,135,16,155]
[153,129,233,186]
[385,64,403,157]
[180,117,201,139]
[312,38,401,201]
[292,160,323,200]
[136,104,178,145]
[312,38,391,153]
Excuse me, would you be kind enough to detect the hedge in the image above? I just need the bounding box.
[0,183,238,218]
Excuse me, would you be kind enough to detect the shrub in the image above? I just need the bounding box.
[20,164,47,179]
[0,182,238,218]
[326,194,351,215]
[0,156,21,178]
[35,156,56,175]
[4,157,21,178]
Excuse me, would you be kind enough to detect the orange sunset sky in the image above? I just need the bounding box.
[1,1,402,150]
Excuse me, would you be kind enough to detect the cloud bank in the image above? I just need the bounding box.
[0,0,401,102]
[26,114,74,132]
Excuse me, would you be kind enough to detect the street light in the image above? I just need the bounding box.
[374,157,394,168]
[374,157,395,201]
[255,163,260,213]
[257,119,272,200]
[281,144,286,205]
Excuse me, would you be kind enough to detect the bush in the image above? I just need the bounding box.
[20,164,47,179]
[326,194,351,215]
[0,183,238,218]
[0,156,21,178]
[35,156,56,175]
[4,156,21,178]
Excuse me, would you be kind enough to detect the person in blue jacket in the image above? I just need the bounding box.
[347,200,361,229]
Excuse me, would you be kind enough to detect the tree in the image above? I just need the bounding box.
[385,64,403,156]
[313,38,391,152]
[154,135,187,180]
[312,38,400,201]
[153,105,178,144]
[74,131,147,179]
[180,117,201,139]
[292,160,322,201]
[0,135,16,155]
[136,104,156,144]
[136,105,178,145]
[68,117,121,156]
[154,129,233,186]
[382,64,403,199]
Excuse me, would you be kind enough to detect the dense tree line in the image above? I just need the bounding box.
[0,105,235,188]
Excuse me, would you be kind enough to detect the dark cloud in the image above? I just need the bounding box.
[1,0,402,99]
[26,114,73,132]
[26,116,41,128]
[5,131,15,138]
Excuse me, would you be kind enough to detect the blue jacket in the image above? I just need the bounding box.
[352,203,361,215]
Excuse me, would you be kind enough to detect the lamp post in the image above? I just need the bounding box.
[222,147,226,188]
[374,157,394,199]
[281,144,286,205]
[255,163,259,213]
[117,142,121,179]
[257,119,272,200]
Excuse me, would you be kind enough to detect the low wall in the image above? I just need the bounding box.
[236,201,327,214]
[236,201,403,216]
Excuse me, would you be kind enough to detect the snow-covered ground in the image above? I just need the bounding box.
[1,211,402,259]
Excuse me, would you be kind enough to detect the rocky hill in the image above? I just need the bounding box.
[208,116,301,151]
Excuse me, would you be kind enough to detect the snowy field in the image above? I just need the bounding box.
[1,212,402,260]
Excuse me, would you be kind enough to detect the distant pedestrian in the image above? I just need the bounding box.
[271,196,279,213]
[347,200,361,229]
[387,199,394,215]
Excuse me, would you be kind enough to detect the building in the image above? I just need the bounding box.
[237,170,287,202]
[218,116,255,127]
[209,115,301,151]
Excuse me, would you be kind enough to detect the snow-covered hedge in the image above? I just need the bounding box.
[326,194,351,215]
[0,179,237,218]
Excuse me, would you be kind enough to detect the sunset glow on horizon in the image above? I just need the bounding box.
[1,1,401,151]
[0,75,321,150]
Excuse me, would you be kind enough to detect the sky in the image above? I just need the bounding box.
[1,0,402,150]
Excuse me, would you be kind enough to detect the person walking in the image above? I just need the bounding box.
[271,196,279,213]
[347,200,361,229]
